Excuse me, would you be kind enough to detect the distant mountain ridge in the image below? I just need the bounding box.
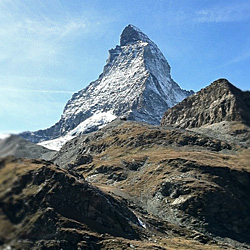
[20,24,193,149]
[0,135,55,160]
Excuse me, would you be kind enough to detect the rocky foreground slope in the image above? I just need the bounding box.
[53,120,250,246]
[1,118,250,249]
[1,79,250,249]
[20,25,192,149]
[0,157,140,249]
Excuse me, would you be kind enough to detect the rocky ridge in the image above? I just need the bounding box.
[20,24,192,149]
[161,78,250,129]
[161,79,250,147]
[0,157,140,249]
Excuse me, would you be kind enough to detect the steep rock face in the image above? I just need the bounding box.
[20,24,192,145]
[161,79,250,129]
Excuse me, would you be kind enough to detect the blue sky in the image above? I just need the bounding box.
[0,0,250,134]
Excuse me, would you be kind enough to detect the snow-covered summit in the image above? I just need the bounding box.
[20,24,193,149]
[120,24,153,46]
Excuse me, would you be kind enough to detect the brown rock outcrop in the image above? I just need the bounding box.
[161,79,250,129]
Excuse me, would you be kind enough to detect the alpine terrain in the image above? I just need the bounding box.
[0,24,250,250]
[1,79,250,249]
[20,24,192,150]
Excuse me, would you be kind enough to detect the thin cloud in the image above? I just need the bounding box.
[0,1,113,66]
[230,52,250,64]
[0,88,73,94]
[222,51,250,67]
[0,18,95,64]
[195,3,250,23]
[0,18,91,38]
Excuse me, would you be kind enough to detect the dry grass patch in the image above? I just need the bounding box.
[100,236,228,250]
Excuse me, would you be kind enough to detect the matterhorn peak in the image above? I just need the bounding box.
[120,24,152,46]
[20,25,193,150]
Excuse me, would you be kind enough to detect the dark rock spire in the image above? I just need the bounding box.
[120,24,150,46]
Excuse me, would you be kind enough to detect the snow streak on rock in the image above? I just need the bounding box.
[38,111,117,151]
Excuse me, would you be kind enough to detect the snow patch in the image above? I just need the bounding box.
[38,135,74,151]
[137,217,146,228]
[69,110,117,136]
[0,134,11,140]
[38,111,117,151]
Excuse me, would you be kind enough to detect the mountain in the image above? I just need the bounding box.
[161,78,250,128]
[20,24,193,150]
[1,78,250,248]
[161,79,250,147]
[0,135,56,160]
[3,23,250,249]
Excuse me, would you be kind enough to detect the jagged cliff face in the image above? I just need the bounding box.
[20,25,192,147]
[161,79,250,129]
